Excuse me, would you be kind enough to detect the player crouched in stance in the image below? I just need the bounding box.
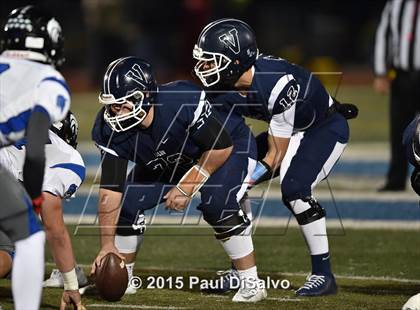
[0,5,84,309]
[0,112,87,308]
[193,19,357,297]
[401,116,420,310]
[90,56,266,302]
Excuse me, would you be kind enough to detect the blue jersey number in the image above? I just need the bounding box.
[0,63,10,74]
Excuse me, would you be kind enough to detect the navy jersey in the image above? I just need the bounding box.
[403,116,420,169]
[214,55,334,138]
[92,80,251,182]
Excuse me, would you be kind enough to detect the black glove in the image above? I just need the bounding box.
[337,103,359,119]
[332,97,359,120]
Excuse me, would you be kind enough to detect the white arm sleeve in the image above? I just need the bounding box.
[268,104,296,138]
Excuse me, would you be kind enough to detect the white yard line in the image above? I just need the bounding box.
[48,263,420,285]
[65,215,420,230]
[87,305,190,309]
[266,297,304,301]
[279,272,420,284]
[203,295,304,302]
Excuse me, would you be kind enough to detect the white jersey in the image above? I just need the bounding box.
[0,56,70,147]
[0,130,85,198]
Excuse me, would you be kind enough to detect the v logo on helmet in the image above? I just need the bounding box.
[125,64,146,87]
[219,28,240,54]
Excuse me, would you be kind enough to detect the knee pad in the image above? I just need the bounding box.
[220,230,254,260]
[115,234,144,254]
[116,213,146,236]
[212,209,250,240]
[283,197,326,225]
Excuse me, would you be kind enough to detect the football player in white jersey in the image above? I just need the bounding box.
[0,112,88,295]
[0,5,83,309]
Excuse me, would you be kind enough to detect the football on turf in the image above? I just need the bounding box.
[402,293,420,310]
[95,253,128,301]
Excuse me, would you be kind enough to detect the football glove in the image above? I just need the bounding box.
[32,194,44,215]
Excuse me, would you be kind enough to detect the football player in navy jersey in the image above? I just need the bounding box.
[91,56,267,302]
[193,18,358,297]
[403,116,420,195]
[401,116,420,309]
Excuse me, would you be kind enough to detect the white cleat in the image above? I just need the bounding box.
[124,276,138,295]
[402,293,420,310]
[44,266,88,288]
[232,280,267,303]
[43,269,63,288]
[124,284,138,295]
[78,284,95,295]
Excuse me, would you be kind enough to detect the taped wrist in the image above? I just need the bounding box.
[62,268,79,291]
[176,164,210,198]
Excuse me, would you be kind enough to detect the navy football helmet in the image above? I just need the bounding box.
[413,115,420,164]
[0,5,65,67]
[193,18,258,88]
[50,111,78,149]
[99,57,157,132]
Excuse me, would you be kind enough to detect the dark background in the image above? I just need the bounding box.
[0,0,387,89]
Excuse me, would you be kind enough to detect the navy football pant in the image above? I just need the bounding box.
[257,112,349,199]
[116,139,257,233]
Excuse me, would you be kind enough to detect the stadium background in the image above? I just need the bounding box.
[1,1,419,309]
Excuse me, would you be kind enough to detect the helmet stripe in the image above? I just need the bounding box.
[103,58,120,94]
[104,57,130,94]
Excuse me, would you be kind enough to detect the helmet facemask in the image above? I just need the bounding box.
[99,90,148,132]
[193,44,232,88]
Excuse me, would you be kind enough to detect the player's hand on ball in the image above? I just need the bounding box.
[59,290,85,310]
[91,243,125,275]
[164,187,191,212]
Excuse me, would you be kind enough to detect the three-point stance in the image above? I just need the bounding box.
[91,57,266,302]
